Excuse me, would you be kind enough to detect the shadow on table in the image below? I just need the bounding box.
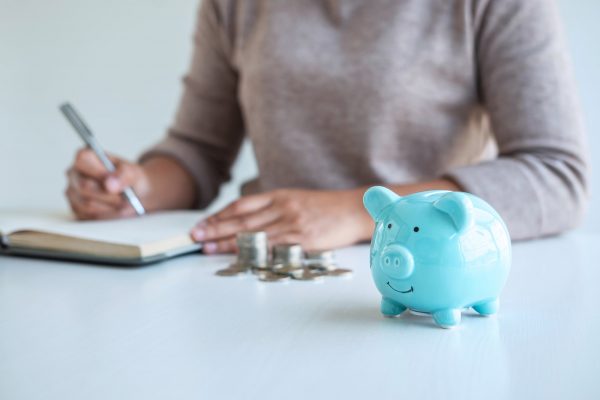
[321,303,497,330]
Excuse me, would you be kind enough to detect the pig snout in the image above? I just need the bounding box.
[380,244,414,279]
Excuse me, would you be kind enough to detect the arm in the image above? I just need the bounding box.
[188,0,588,252]
[65,1,243,220]
[190,179,458,254]
[139,0,244,209]
[444,0,588,240]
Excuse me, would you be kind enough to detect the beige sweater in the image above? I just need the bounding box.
[141,0,588,240]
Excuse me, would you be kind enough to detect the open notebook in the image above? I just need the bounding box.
[0,210,204,265]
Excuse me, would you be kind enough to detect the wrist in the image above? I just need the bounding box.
[139,156,197,211]
[132,163,157,212]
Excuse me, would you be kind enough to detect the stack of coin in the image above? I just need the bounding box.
[271,244,324,281]
[215,231,269,277]
[257,244,303,282]
[254,243,292,282]
[237,231,269,269]
[305,250,353,278]
[305,250,336,269]
[215,233,352,281]
[272,244,303,272]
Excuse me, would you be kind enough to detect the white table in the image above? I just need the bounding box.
[1,233,599,400]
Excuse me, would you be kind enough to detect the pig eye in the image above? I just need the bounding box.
[387,223,392,229]
[413,226,420,233]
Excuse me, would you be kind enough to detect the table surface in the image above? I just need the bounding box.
[1,233,599,400]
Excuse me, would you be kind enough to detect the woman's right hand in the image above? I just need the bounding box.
[65,148,151,220]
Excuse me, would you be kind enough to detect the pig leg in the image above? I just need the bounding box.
[432,309,461,328]
[381,297,406,317]
[473,299,499,316]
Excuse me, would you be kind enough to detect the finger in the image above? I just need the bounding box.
[104,161,142,194]
[68,189,117,220]
[191,207,282,242]
[202,238,236,255]
[68,169,125,207]
[67,167,99,191]
[73,148,113,179]
[262,219,294,239]
[67,187,134,220]
[206,193,274,223]
[269,232,304,247]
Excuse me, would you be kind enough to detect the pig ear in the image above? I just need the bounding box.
[363,186,400,220]
[433,192,474,233]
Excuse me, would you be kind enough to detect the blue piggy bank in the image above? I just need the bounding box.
[363,187,511,328]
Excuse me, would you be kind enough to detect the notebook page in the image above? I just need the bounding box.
[0,210,205,246]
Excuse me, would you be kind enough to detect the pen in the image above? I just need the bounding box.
[59,102,146,216]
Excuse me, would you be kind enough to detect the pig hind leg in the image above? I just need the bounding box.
[432,309,461,328]
[472,299,499,316]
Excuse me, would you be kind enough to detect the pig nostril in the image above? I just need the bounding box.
[381,246,414,279]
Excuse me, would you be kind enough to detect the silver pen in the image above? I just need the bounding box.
[59,102,146,216]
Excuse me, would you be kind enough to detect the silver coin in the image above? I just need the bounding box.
[305,250,336,264]
[272,243,304,269]
[324,268,353,277]
[306,263,334,272]
[271,263,303,275]
[291,267,326,281]
[257,271,291,282]
[236,231,270,269]
[251,266,270,275]
[215,265,248,277]
[304,250,338,271]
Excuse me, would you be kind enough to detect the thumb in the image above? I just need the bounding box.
[104,161,142,194]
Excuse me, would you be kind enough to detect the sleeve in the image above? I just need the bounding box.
[139,0,244,209]
[444,0,589,240]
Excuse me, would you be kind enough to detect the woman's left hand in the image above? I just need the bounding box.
[190,188,374,254]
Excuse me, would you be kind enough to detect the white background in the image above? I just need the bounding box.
[1,0,598,231]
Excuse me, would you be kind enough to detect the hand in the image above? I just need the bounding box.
[65,148,151,220]
[190,188,374,254]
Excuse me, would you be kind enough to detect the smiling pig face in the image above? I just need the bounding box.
[363,187,511,328]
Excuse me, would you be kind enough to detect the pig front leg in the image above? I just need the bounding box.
[473,298,499,316]
[432,309,461,328]
[381,297,407,317]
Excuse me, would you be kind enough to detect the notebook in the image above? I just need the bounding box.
[0,210,204,265]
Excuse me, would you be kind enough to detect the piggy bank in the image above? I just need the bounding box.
[363,187,511,328]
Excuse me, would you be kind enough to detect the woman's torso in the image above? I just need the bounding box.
[220,0,494,193]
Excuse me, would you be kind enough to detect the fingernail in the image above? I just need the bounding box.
[105,177,120,193]
[191,228,205,241]
[203,242,217,254]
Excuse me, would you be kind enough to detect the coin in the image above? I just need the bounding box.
[257,271,291,282]
[215,264,248,277]
[273,244,304,268]
[251,267,270,275]
[305,250,336,265]
[271,263,303,274]
[236,231,269,269]
[324,268,353,278]
[291,267,326,281]
[304,250,340,272]
[306,264,331,272]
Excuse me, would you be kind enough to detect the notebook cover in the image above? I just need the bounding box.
[0,242,202,266]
